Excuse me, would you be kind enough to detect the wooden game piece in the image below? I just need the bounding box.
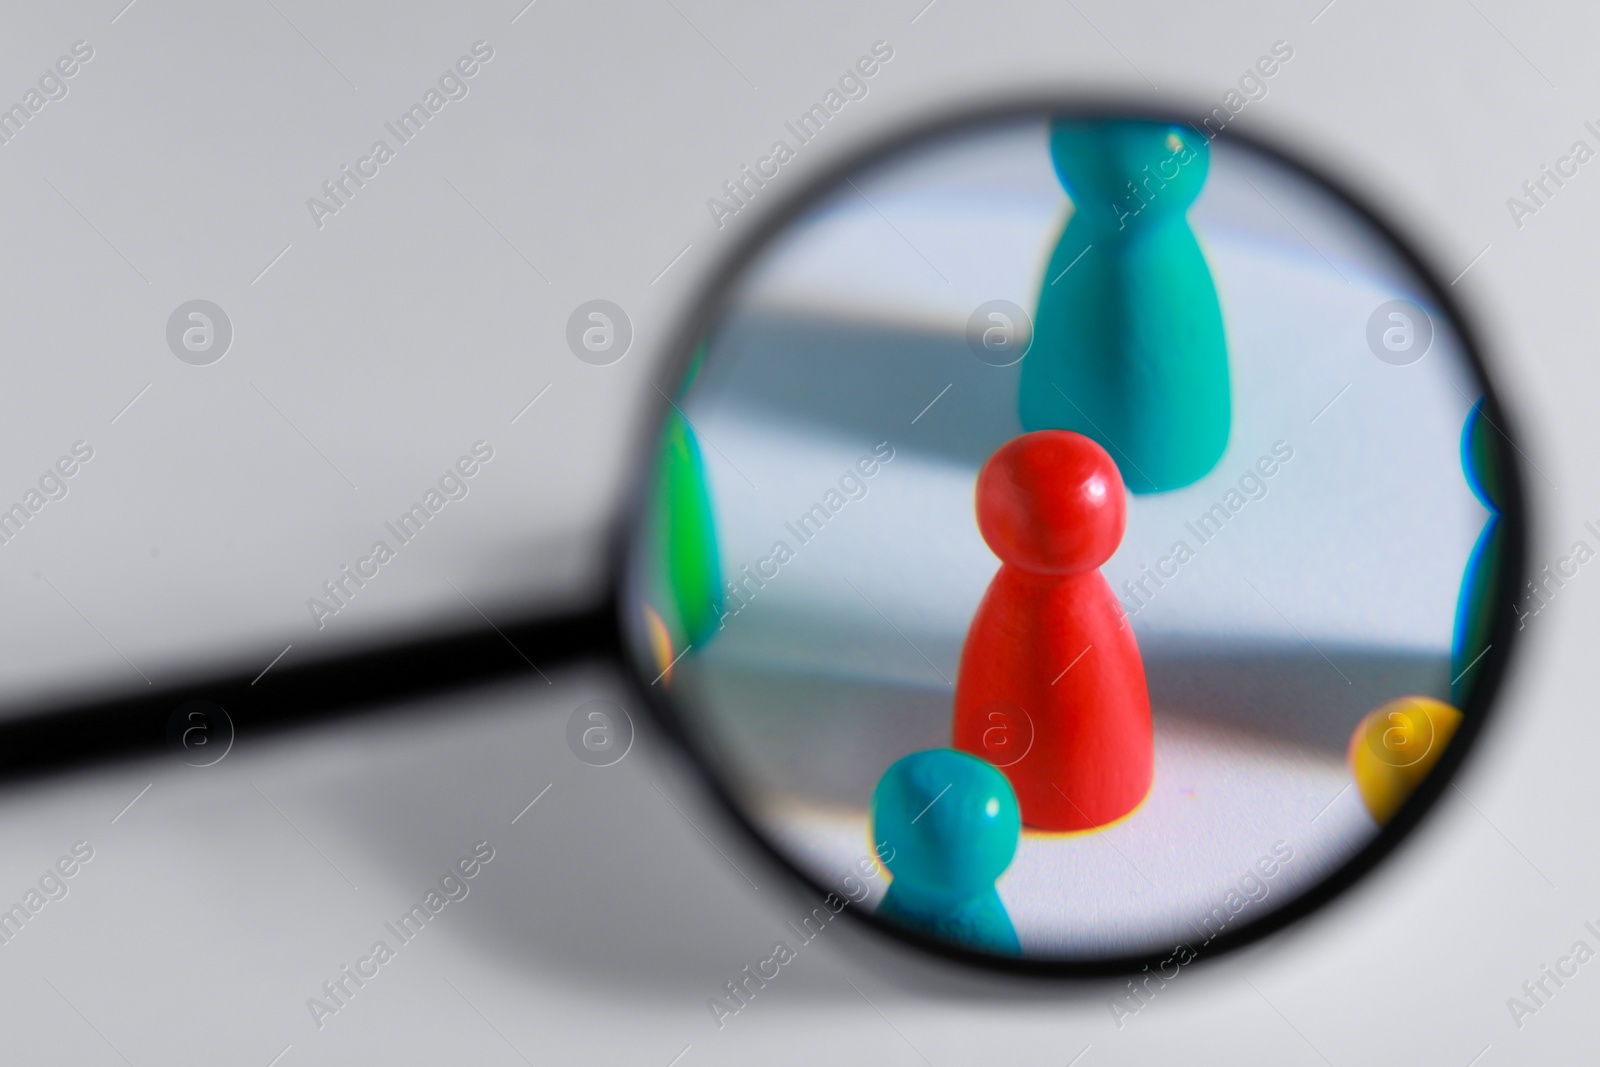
[1451,398,1506,706]
[871,749,1021,955]
[951,430,1153,831]
[1018,119,1230,494]
[1347,696,1462,825]
[644,342,723,669]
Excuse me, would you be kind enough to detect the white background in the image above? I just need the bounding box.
[0,0,1592,1063]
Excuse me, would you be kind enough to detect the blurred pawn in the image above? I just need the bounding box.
[870,749,1021,956]
[1450,398,1507,706]
[642,342,723,682]
[1347,696,1462,826]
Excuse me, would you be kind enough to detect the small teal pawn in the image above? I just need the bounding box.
[1019,119,1230,493]
[870,749,1021,956]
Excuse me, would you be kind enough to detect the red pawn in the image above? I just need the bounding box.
[952,430,1153,832]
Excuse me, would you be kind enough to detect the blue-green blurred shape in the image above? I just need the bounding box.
[1451,398,1507,706]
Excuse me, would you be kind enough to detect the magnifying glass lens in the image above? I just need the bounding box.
[625,111,1521,966]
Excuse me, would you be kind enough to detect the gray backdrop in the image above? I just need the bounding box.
[0,0,1590,1063]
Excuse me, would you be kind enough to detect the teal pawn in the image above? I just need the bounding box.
[1020,119,1230,493]
[870,749,1021,956]
[1451,399,1507,706]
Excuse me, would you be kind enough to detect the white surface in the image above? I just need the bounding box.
[768,712,1365,956]
[0,1,1593,1064]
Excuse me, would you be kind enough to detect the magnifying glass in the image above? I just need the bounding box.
[0,102,1527,976]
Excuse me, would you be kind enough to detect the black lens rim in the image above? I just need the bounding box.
[608,96,1531,979]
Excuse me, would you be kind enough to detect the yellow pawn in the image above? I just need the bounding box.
[1347,696,1462,826]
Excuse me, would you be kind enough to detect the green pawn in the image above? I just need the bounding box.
[1451,398,1507,706]
[1020,119,1230,493]
[645,343,723,654]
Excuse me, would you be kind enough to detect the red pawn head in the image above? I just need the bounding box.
[975,430,1126,575]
